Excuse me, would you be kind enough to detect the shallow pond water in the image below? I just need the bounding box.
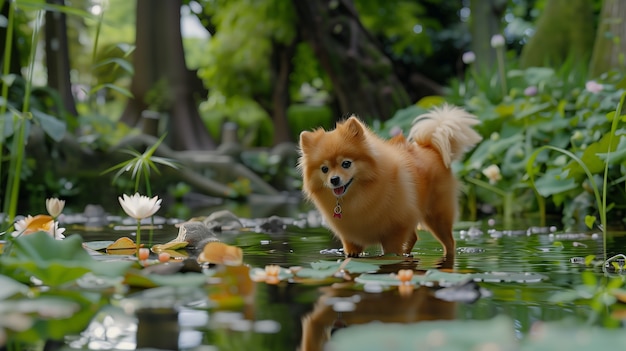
[41,204,625,350]
[5,201,626,351]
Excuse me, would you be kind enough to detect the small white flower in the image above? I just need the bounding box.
[45,198,65,218]
[462,51,476,64]
[585,80,603,94]
[12,215,66,240]
[490,34,505,48]
[482,164,502,184]
[118,193,161,220]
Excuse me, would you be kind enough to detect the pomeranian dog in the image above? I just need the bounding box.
[298,104,482,257]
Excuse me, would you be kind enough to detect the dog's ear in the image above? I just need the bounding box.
[343,116,366,140]
[299,130,318,151]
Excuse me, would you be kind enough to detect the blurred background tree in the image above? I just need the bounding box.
[2,0,625,220]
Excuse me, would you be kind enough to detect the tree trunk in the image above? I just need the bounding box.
[589,0,626,78]
[292,0,410,122]
[520,0,595,68]
[469,0,507,75]
[269,40,297,144]
[121,0,215,150]
[44,0,78,116]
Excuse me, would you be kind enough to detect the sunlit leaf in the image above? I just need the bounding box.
[584,215,596,229]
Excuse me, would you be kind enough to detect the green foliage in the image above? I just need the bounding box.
[438,62,625,229]
[102,133,178,195]
[0,231,132,286]
[197,0,296,98]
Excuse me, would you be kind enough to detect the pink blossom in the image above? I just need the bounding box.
[585,81,603,94]
[524,86,538,97]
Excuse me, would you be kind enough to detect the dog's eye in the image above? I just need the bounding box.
[321,166,329,173]
[341,161,352,169]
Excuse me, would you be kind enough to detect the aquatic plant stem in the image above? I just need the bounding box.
[496,46,507,98]
[5,10,44,224]
[465,177,513,226]
[143,169,155,246]
[600,92,626,267]
[0,2,14,224]
[136,219,142,257]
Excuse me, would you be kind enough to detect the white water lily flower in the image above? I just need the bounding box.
[482,164,502,184]
[118,193,161,220]
[46,197,65,218]
[12,215,66,240]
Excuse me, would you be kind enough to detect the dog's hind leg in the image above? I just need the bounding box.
[423,217,455,257]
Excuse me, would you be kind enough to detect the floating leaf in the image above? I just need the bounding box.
[0,232,132,286]
[355,270,547,288]
[297,260,381,279]
[328,315,518,350]
[0,275,29,300]
[106,237,137,252]
[83,241,114,251]
[146,272,208,287]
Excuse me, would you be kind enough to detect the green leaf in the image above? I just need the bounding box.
[92,57,134,75]
[0,275,29,300]
[584,215,596,229]
[296,260,381,279]
[90,83,133,98]
[532,168,578,197]
[7,291,104,343]
[0,232,132,286]
[328,315,518,350]
[31,110,66,142]
[566,132,618,178]
[145,272,208,287]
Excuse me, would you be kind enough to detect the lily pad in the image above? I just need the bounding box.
[0,232,133,286]
[297,260,381,279]
[83,240,114,251]
[0,275,29,300]
[328,315,518,350]
[355,270,548,288]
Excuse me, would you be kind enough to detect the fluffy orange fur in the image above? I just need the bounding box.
[298,105,481,257]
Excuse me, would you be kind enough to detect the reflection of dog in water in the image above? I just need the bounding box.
[299,284,456,351]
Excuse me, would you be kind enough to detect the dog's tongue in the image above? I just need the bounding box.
[333,186,345,196]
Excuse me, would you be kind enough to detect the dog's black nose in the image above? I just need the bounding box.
[330,176,340,186]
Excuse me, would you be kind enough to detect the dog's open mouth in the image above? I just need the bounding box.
[332,178,353,197]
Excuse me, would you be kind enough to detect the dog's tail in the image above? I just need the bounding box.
[408,104,482,167]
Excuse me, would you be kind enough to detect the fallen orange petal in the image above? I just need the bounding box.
[106,237,138,253]
[198,242,243,266]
